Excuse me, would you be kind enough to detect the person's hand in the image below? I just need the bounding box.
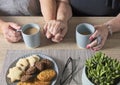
[86,24,109,51]
[0,21,22,43]
[44,20,68,42]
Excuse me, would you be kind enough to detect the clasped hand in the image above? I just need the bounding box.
[44,20,68,42]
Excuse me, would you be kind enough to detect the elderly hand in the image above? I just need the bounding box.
[44,20,68,42]
[87,24,109,51]
[0,21,22,43]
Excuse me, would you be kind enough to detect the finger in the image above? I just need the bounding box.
[9,22,21,30]
[8,28,16,37]
[49,22,57,35]
[16,36,22,42]
[10,36,21,42]
[86,39,97,48]
[51,33,63,42]
[47,22,52,32]
[6,37,13,43]
[8,27,21,37]
[52,24,62,36]
[92,38,106,51]
[51,37,62,43]
[46,31,52,39]
[43,23,48,34]
[5,35,18,43]
[92,44,103,51]
[89,30,99,41]
[54,33,63,41]
[15,32,21,37]
[3,23,21,42]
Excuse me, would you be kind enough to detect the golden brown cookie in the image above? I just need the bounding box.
[37,69,56,81]
[34,80,50,85]
[17,78,50,85]
[17,81,34,85]
[7,67,23,82]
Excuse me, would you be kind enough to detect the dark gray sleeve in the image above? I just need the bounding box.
[70,0,120,16]
[0,0,41,16]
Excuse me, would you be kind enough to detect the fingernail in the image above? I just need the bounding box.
[89,36,93,40]
[86,45,90,49]
[46,35,50,39]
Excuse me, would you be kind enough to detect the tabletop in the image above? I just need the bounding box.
[0,16,120,71]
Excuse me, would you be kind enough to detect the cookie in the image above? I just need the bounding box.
[7,67,23,82]
[21,74,33,82]
[26,66,37,75]
[17,81,34,85]
[16,58,29,71]
[31,55,40,61]
[26,56,37,67]
[41,59,53,69]
[37,69,56,81]
[17,79,50,85]
[35,61,45,71]
[34,80,51,85]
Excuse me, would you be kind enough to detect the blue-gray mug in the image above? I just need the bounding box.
[21,23,40,48]
[76,23,95,48]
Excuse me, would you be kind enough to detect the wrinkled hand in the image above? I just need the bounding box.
[0,21,22,43]
[87,24,109,51]
[44,20,68,42]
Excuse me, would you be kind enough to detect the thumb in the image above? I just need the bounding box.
[9,22,21,30]
[89,30,99,41]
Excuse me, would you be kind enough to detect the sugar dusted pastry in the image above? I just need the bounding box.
[26,56,37,67]
[16,58,29,71]
[31,55,40,61]
[7,67,23,82]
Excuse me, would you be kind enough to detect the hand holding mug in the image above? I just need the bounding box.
[0,21,22,43]
[87,24,109,51]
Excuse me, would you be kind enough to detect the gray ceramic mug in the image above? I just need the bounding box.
[21,23,40,48]
[76,23,95,48]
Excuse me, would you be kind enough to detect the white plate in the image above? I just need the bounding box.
[6,53,59,85]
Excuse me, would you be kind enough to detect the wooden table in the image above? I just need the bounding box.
[0,17,120,71]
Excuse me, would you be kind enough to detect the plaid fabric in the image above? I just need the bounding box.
[0,49,94,85]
